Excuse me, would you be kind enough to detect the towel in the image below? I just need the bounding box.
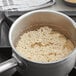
[0,0,56,11]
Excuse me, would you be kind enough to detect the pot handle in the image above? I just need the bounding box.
[0,58,18,73]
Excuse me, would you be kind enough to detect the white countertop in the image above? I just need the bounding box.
[43,0,76,11]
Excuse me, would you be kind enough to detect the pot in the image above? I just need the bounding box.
[0,10,76,76]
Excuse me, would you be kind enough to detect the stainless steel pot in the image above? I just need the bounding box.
[0,10,76,76]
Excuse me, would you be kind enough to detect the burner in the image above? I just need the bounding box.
[0,11,76,76]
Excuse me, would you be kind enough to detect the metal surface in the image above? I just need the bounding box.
[0,12,13,47]
[44,0,76,11]
[0,48,16,76]
[0,58,17,73]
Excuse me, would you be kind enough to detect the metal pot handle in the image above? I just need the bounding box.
[0,58,18,73]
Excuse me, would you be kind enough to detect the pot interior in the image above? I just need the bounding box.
[10,11,76,57]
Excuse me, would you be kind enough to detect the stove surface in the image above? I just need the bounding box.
[12,69,76,76]
[0,11,76,76]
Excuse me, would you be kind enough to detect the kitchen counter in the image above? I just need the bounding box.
[43,0,76,11]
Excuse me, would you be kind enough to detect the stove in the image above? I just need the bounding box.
[0,11,76,76]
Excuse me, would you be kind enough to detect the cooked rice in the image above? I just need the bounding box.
[16,26,74,63]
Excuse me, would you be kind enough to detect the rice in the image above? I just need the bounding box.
[16,26,74,63]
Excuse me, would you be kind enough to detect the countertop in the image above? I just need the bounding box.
[43,0,76,11]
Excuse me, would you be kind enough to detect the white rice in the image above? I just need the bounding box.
[16,26,74,63]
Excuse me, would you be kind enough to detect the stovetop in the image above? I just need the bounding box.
[0,11,76,76]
